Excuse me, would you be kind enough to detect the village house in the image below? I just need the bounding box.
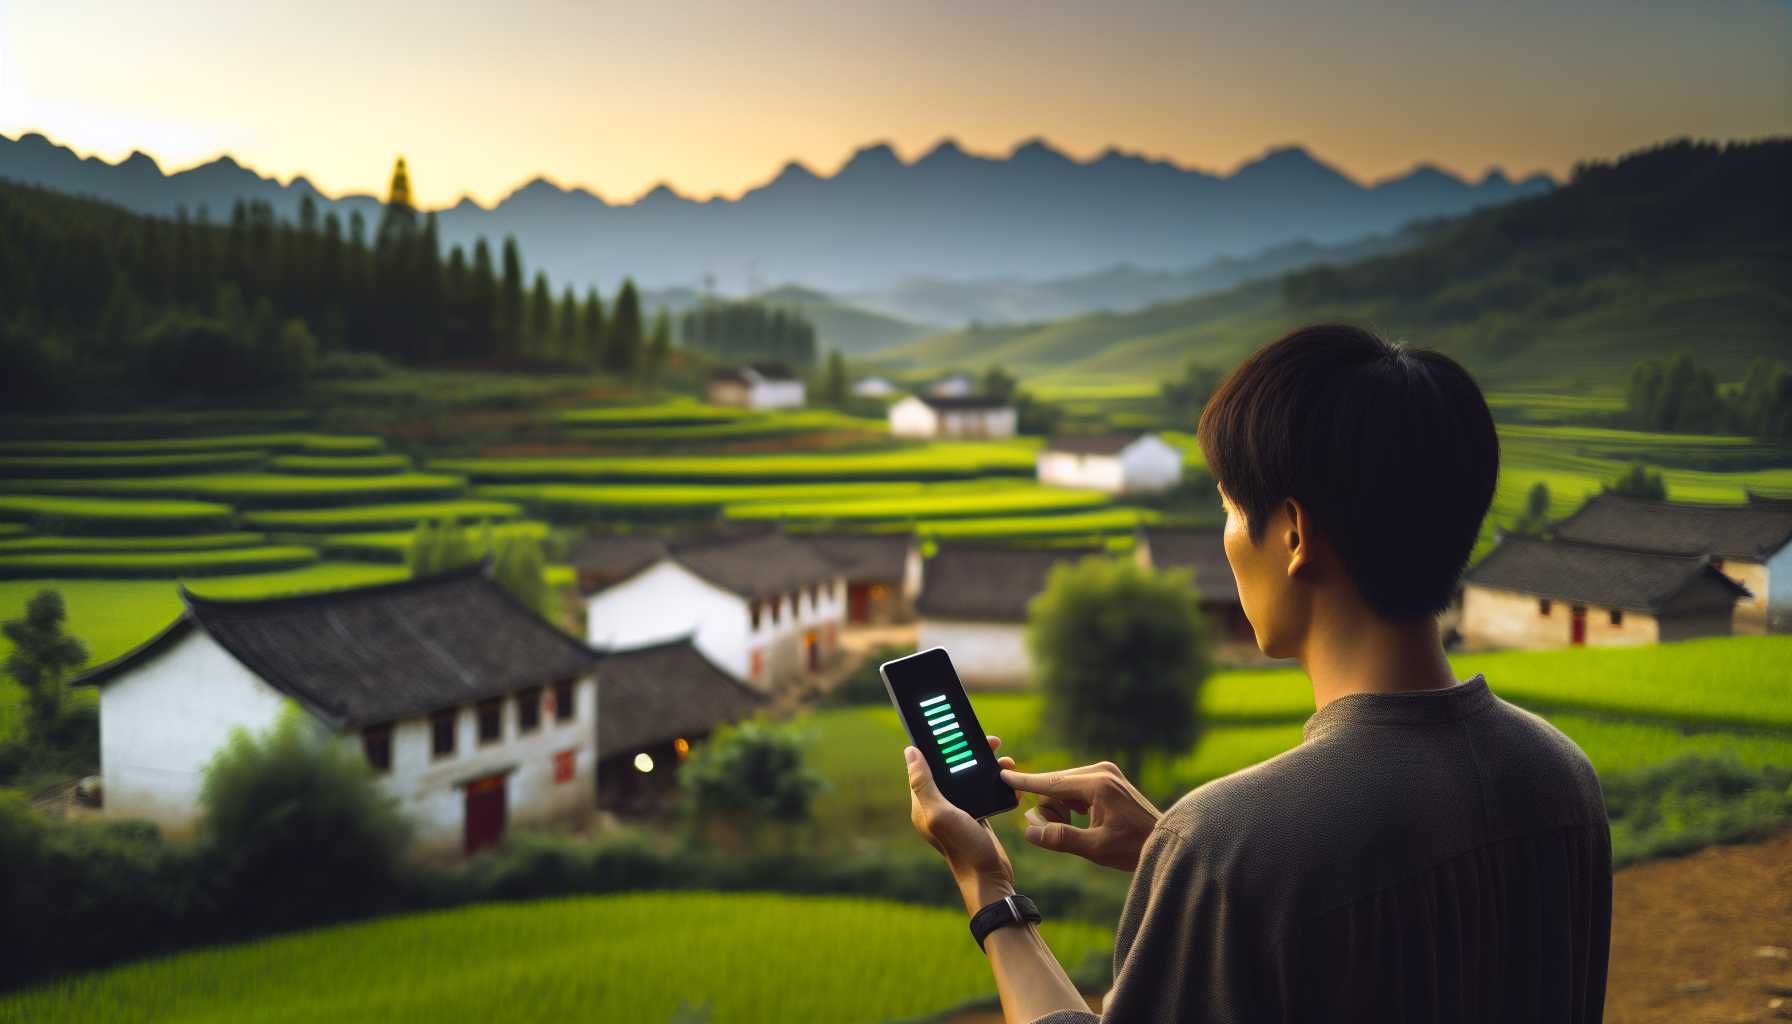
[1133,525,1257,653]
[914,545,1105,686]
[583,529,846,691]
[594,637,766,814]
[925,373,974,398]
[889,394,1017,440]
[853,375,900,399]
[705,363,806,410]
[1038,433,1184,494]
[568,533,670,596]
[74,567,603,856]
[1547,492,1792,634]
[803,532,923,624]
[1459,533,1750,650]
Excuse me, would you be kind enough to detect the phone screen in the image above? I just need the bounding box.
[881,647,1018,820]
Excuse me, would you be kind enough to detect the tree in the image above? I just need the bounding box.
[1513,481,1552,535]
[200,703,409,923]
[607,278,643,374]
[1027,557,1211,781]
[823,349,848,406]
[1609,460,1667,500]
[407,518,485,576]
[2,590,87,742]
[644,309,672,383]
[582,287,607,367]
[557,286,579,363]
[493,531,554,622]
[1163,362,1225,424]
[679,716,825,847]
[528,271,554,360]
[980,365,1017,404]
[500,235,524,356]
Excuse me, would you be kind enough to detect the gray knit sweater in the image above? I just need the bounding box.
[1032,674,1611,1023]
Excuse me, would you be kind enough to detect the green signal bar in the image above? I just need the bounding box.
[939,739,970,757]
[944,748,976,766]
[935,730,964,747]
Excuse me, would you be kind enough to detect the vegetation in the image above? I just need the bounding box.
[0,589,93,784]
[433,441,1041,483]
[724,485,1109,523]
[0,546,319,579]
[0,494,237,535]
[1607,460,1667,499]
[1027,557,1212,779]
[1604,755,1792,868]
[241,499,522,532]
[679,298,819,368]
[680,717,826,846]
[1624,353,1792,441]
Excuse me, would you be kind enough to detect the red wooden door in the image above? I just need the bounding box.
[463,774,507,855]
[1570,605,1587,646]
[847,584,870,624]
[805,630,820,671]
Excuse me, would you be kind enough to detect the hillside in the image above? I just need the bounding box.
[749,284,931,354]
[876,139,1792,389]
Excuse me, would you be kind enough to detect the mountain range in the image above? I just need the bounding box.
[0,131,1550,298]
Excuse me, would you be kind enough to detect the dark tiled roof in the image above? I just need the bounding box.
[1550,492,1792,562]
[803,533,912,582]
[1139,526,1239,605]
[914,394,1012,412]
[568,534,668,578]
[709,363,799,384]
[1046,433,1143,456]
[915,545,1107,621]
[1463,535,1750,614]
[76,566,601,729]
[669,530,841,600]
[596,638,765,755]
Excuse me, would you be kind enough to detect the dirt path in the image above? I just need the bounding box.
[945,830,1792,1023]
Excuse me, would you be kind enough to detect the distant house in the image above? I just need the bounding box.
[75,567,602,856]
[594,638,766,814]
[803,533,923,624]
[853,376,900,399]
[1460,534,1750,649]
[915,546,1105,687]
[889,395,1017,439]
[1038,433,1183,494]
[583,530,846,691]
[925,374,974,398]
[568,533,670,596]
[706,364,805,409]
[1133,526,1255,650]
[1547,492,1792,634]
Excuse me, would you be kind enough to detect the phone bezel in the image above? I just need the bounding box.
[879,646,1018,821]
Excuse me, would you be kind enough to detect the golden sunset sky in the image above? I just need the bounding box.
[4,0,1788,209]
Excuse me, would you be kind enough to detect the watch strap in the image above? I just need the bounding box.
[969,893,1042,951]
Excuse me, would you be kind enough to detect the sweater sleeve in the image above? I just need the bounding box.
[1028,824,1260,1024]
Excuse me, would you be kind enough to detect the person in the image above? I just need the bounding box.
[902,324,1611,1023]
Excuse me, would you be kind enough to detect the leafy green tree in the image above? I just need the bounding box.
[644,309,672,383]
[823,349,848,406]
[980,365,1017,403]
[557,286,579,363]
[1163,362,1224,424]
[1609,460,1667,500]
[493,531,554,622]
[200,703,409,923]
[407,518,484,576]
[607,278,643,374]
[1513,481,1552,535]
[1027,557,1211,781]
[679,716,825,846]
[2,590,87,741]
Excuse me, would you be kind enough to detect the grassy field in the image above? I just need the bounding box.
[0,893,1114,1024]
[0,494,238,535]
[567,410,887,444]
[241,500,524,532]
[0,451,269,477]
[0,532,267,553]
[267,453,413,475]
[857,507,1158,541]
[0,471,467,507]
[725,485,1111,523]
[317,521,551,562]
[557,399,754,426]
[0,546,319,580]
[0,432,382,456]
[471,480,1037,519]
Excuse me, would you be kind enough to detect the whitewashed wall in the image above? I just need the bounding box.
[938,408,1017,439]
[1766,544,1792,633]
[917,619,1031,688]
[749,380,806,409]
[889,397,938,438]
[1119,436,1183,491]
[1460,586,1661,650]
[586,561,752,678]
[98,629,289,839]
[1037,438,1182,493]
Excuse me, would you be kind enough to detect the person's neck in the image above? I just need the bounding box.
[1297,591,1459,712]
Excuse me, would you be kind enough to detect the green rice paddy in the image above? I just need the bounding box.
[0,546,319,580]
[430,441,1040,484]
[241,500,525,532]
[266,453,412,475]
[0,494,238,535]
[0,471,467,508]
[0,532,267,553]
[0,893,1115,1024]
[725,485,1110,523]
[0,432,383,456]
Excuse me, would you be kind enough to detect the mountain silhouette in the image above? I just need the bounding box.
[0,131,1551,294]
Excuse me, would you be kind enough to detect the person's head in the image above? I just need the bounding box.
[1195,324,1498,658]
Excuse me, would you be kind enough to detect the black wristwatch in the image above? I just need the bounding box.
[969,893,1042,951]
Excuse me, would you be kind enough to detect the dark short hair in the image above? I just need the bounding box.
[1195,324,1498,619]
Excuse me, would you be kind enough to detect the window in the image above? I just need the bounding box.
[517,686,542,734]
[771,597,782,626]
[553,679,575,723]
[362,723,393,774]
[1538,598,1552,616]
[1609,609,1623,626]
[431,709,458,759]
[477,699,503,745]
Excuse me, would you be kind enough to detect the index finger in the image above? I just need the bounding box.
[1000,767,1106,800]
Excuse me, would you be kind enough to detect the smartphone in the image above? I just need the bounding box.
[880,647,1018,820]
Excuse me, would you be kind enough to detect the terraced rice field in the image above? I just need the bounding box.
[0,471,467,508]
[241,500,525,532]
[0,546,319,579]
[0,451,269,477]
[0,494,238,535]
[0,532,267,553]
[724,485,1110,523]
[0,893,1116,1024]
[430,441,1040,483]
[0,432,383,456]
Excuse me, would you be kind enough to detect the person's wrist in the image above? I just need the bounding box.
[957,871,1016,916]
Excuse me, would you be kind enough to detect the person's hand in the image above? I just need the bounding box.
[906,735,1018,914]
[1000,761,1163,872]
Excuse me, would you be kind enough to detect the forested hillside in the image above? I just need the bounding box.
[877,139,1791,388]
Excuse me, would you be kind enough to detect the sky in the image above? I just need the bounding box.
[3,0,1788,209]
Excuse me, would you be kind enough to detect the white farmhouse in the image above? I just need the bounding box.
[804,533,924,624]
[584,530,846,692]
[75,567,603,857]
[1460,534,1749,650]
[853,376,900,399]
[889,395,1017,440]
[706,363,806,410]
[1037,433,1183,494]
[914,545,1106,687]
[1548,492,1792,634]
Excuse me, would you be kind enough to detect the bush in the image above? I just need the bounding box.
[679,717,826,845]
[1605,754,1792,867]
[314,350,393,380]
[198,703,410,927]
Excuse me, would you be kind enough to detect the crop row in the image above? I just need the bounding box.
[242,499,525,533]
[0,546,320,580]
[567,410,886,445]
[0,495,238,536]
[724,485,1111,523]
[0,432,383,457]
[0,472,466,509]
[0,532,268,554]
[267,454,413,476]
[0,451,269,478]
[430,441,1041,484]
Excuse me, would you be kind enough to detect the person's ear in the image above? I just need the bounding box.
[1284,497,1309,577]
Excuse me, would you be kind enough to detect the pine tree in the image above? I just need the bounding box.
[557,286,579,363]
[644,309,672,383]
[607,278,643,374]
[528,271,554,361]
[582,286,606,367]
[2,589,88,740]
[500,236,524,358]
[824,349,847,406]
[470,238,498,359]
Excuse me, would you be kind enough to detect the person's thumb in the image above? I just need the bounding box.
[905,747,943,802]
[1025,820,1098,858]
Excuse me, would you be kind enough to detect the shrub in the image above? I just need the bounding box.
[1605,754,1792,867]
[313,350,392,380]
[679,717,826,846]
